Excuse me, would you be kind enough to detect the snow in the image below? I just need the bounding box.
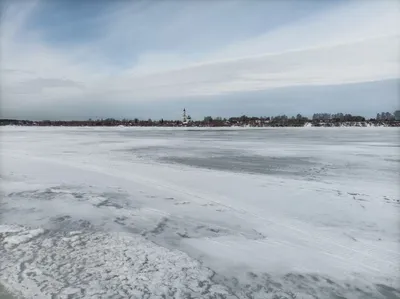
[302,122,392,127]
[0,126,399,299]
[3,228,45,249]
[0,226,229,299]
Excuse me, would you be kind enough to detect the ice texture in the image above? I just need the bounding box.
[0,126,399,299]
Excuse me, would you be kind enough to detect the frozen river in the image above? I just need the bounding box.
[0,127,399,299]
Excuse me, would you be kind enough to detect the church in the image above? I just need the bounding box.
[182,108,191,124]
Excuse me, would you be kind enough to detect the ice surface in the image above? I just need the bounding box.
[0,127,399,299]
[0,225,230,299]
[3,228,44,249]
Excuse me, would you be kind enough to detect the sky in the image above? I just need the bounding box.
[0,0,399,120]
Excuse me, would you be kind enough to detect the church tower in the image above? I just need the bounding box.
[182,108,188,124]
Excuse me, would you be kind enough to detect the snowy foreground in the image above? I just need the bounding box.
[0,127,399,299]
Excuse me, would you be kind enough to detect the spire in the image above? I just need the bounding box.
[182,108,188,123]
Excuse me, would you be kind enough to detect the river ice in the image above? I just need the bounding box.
[0,127,399,299]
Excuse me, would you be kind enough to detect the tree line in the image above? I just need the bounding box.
[1,110,399,127]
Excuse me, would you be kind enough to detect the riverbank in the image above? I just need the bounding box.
[1,117,400,128]
[1,122,399,128]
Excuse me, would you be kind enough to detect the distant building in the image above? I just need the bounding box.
[312,113,331,121]
[382,112,394,120]
[332,113,344,120]
[376,112,395,121]
[182,108,191,124]
[394,110,400,121]
[182,108,187,124]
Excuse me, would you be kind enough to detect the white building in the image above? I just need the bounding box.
[182,108,191,124]
[182,108,187,124]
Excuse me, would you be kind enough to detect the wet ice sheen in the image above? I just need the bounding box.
[0,127,399,299]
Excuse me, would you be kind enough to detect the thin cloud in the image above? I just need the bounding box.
[0,0,399,119]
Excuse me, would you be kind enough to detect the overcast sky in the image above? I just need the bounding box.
[1,0,399,120]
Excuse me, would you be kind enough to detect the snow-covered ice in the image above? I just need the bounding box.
[0,127,399,299]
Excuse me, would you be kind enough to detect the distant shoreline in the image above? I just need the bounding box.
[1,122,399,128]
[1,117,400,128]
